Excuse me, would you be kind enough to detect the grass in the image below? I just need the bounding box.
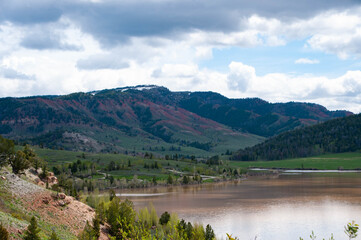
[30,146,222,182]
[229,152,361,170]
[25,122,264,157]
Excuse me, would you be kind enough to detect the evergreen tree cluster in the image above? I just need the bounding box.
[0,135,45,174]
[233,114,361,161]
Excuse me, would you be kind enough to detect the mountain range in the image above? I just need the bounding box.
[0,85,352,156]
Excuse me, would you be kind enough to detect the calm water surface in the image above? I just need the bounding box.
[116,173,361,240]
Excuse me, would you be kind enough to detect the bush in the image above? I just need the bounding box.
[9,150,31,174]
[159,211,170,225]
[49,230,60,240]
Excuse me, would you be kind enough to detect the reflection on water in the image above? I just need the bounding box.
[116,173,361,240]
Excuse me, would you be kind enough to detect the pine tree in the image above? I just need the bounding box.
[8,150,30,174]
[205,224,215,240]
[24,217,41,240]
[0,223,9,240]
[92,217,100,239]
[0,135,14,170]
[49,230,60,240]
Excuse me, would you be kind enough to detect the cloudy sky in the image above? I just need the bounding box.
[1,0,361,112]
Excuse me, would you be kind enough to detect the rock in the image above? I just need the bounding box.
[48,172,54,176]
[58,200,66,207]
[42,197,51,204]
[0,176,6,180]
[58,192,66,199]
[64,197,72,205]
[46,176,58,184]
[28,168,38,175]
[38,181,45,187]
[34,177,41,183]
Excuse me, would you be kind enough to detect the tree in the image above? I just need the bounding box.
[0,135,14,170]
[182,175,189,184]
[8,150,30,174]
[109,189,116,201]
[119,199,136,225]
[109,175,114,185]
[23,144,36,164]
[152,176,157,185]
[167,175,173,185]
[205,224,215,240]
[49,230,60,240]
[39,163,48,180]
[78,221,95,240]
[106,198,121,235]
[92,217,100,239]
[24,216,41,240]
[95,202,106,224]
[0,223,9,240]
[193,223,205,239]
[159,211,170,225]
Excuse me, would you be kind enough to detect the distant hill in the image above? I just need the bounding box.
[179,92,352,137]
[232,113,361,161]
[0,85,351,156]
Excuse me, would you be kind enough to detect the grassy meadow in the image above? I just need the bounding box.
[229,152,361,170]
[29,146,221,182]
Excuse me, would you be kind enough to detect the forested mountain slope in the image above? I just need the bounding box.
[232,113,361,161]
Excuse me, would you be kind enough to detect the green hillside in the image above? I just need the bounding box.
[233,113,361,161]
[0,85,350,157]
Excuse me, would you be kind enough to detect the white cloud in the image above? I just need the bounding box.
[295,58,320,64]
[283,9,361,59]
[0,66,35,80]
[227,62,256,92]
[2,7,361,114]
[152,64,198,78]
[77,54,129,70]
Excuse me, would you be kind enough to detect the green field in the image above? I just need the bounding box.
[229,152,361,170]
[29,147,220,181]
[29,146,361,177]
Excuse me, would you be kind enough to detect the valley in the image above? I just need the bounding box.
[0,86,360,240]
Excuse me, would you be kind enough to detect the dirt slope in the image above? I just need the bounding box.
[0,169,109,239]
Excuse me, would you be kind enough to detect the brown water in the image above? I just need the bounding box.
[116,173,361,240]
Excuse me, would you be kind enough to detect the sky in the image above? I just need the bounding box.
[1,0,361,112]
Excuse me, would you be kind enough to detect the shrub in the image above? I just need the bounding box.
[0,223,9,240]
[49,230,60,240]
[159,211,170,225]
[24,216,41,240]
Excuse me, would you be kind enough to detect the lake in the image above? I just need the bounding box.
[116,172,361,240]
